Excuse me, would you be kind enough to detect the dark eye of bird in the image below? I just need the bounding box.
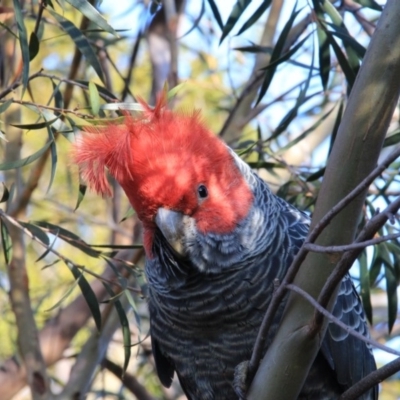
[197,184,208,199]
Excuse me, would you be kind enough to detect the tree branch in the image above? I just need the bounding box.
[339,356,400,400]
[304,232,400,254]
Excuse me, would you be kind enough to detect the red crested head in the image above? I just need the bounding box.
[72,94,253,255]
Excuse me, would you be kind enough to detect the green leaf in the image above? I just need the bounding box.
[13,0,30,94]
[383,130,400,147]
[51,80,64,110]
[89,81,101,115]
[0,183,10,203]
[11,117,60,130]
[324,29,356,91]
[103,283,131,373]
[327,99,343,156]
[0,140,53,170]
[65,0,118,36]
[75,80,118,101]
[384,263,398,333]
[220,0,252,44]
[45,276,81,311]
[150,0,162,15]
[167,82,186,100]
[29,31,40,61]
[369,246,382,286]
[75,184,87,211]
[354,0,382,11]
[34,221,101,258]
[237,0,272,35]
[120,206,135,222]
[235,44,273,54]
[19,221,50,246]
[0,219,12,264]
[45,128,57,193]
[47,8,104,82]
[68,262,102,332]
[306,167,325,182]
[260,34,311,72]
[316,14,330,89]
[0,99,13,114]
[257,6,302,104]
[359,251,372,324]
[206,0,224,30]
[276,105,336,155]
[35,230,58,262]
[326,22,366,60]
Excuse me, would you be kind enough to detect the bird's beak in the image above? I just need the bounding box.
[155,208,185,256]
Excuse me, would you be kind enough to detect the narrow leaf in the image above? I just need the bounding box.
[383,130,400,147]
[75,184,87,211]
[103,283,131,373]
[11,117,60,130]
[120,206,135,222]
[48,8,104,82]
[45,276,81,311]
[65,0,118,36]
[220,0,252,44]
[47,128,58,193]
[354,0,382,11]
[13,0,30,94]
[0,140,52,170]
[34,220,100,258]
[316,15,330,89]
[0,183,10,203]
[19,221,50,246]
[384,264,397,333]
[257,6,302,104]
[29,31,40,61]
[359,251,372,324]
[324,29,356,90]
[35,230,58,262]
[237,0,272,35]
[68,262,102,331]
[89,81,101,115]
[206,0,224,30]
[0,219,12,264]
[75,80,118,100]
[0,99,13,114]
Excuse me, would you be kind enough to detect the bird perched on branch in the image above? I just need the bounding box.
[73,94,377,399]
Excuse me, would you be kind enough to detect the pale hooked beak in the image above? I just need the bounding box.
[155,208,185,256]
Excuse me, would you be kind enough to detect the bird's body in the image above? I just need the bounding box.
[74,95,377,399]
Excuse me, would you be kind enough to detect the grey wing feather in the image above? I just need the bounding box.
[321,275,377,399]
[152,335,175,388]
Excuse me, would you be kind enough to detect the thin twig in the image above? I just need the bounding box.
[101,358,156,400]
[0,210,142,294]
[304,232,400,254]
[286,284,400,357]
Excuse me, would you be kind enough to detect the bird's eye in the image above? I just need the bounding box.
[197,184,208,199]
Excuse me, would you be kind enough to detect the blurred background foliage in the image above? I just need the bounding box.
[0,0,399,399]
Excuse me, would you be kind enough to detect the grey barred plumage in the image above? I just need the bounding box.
[146,153,377,399]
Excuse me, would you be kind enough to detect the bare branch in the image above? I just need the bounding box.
[304,232,400,254]
[286,284,400,357]
[101,358,157,400]
[339,357,400,400]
